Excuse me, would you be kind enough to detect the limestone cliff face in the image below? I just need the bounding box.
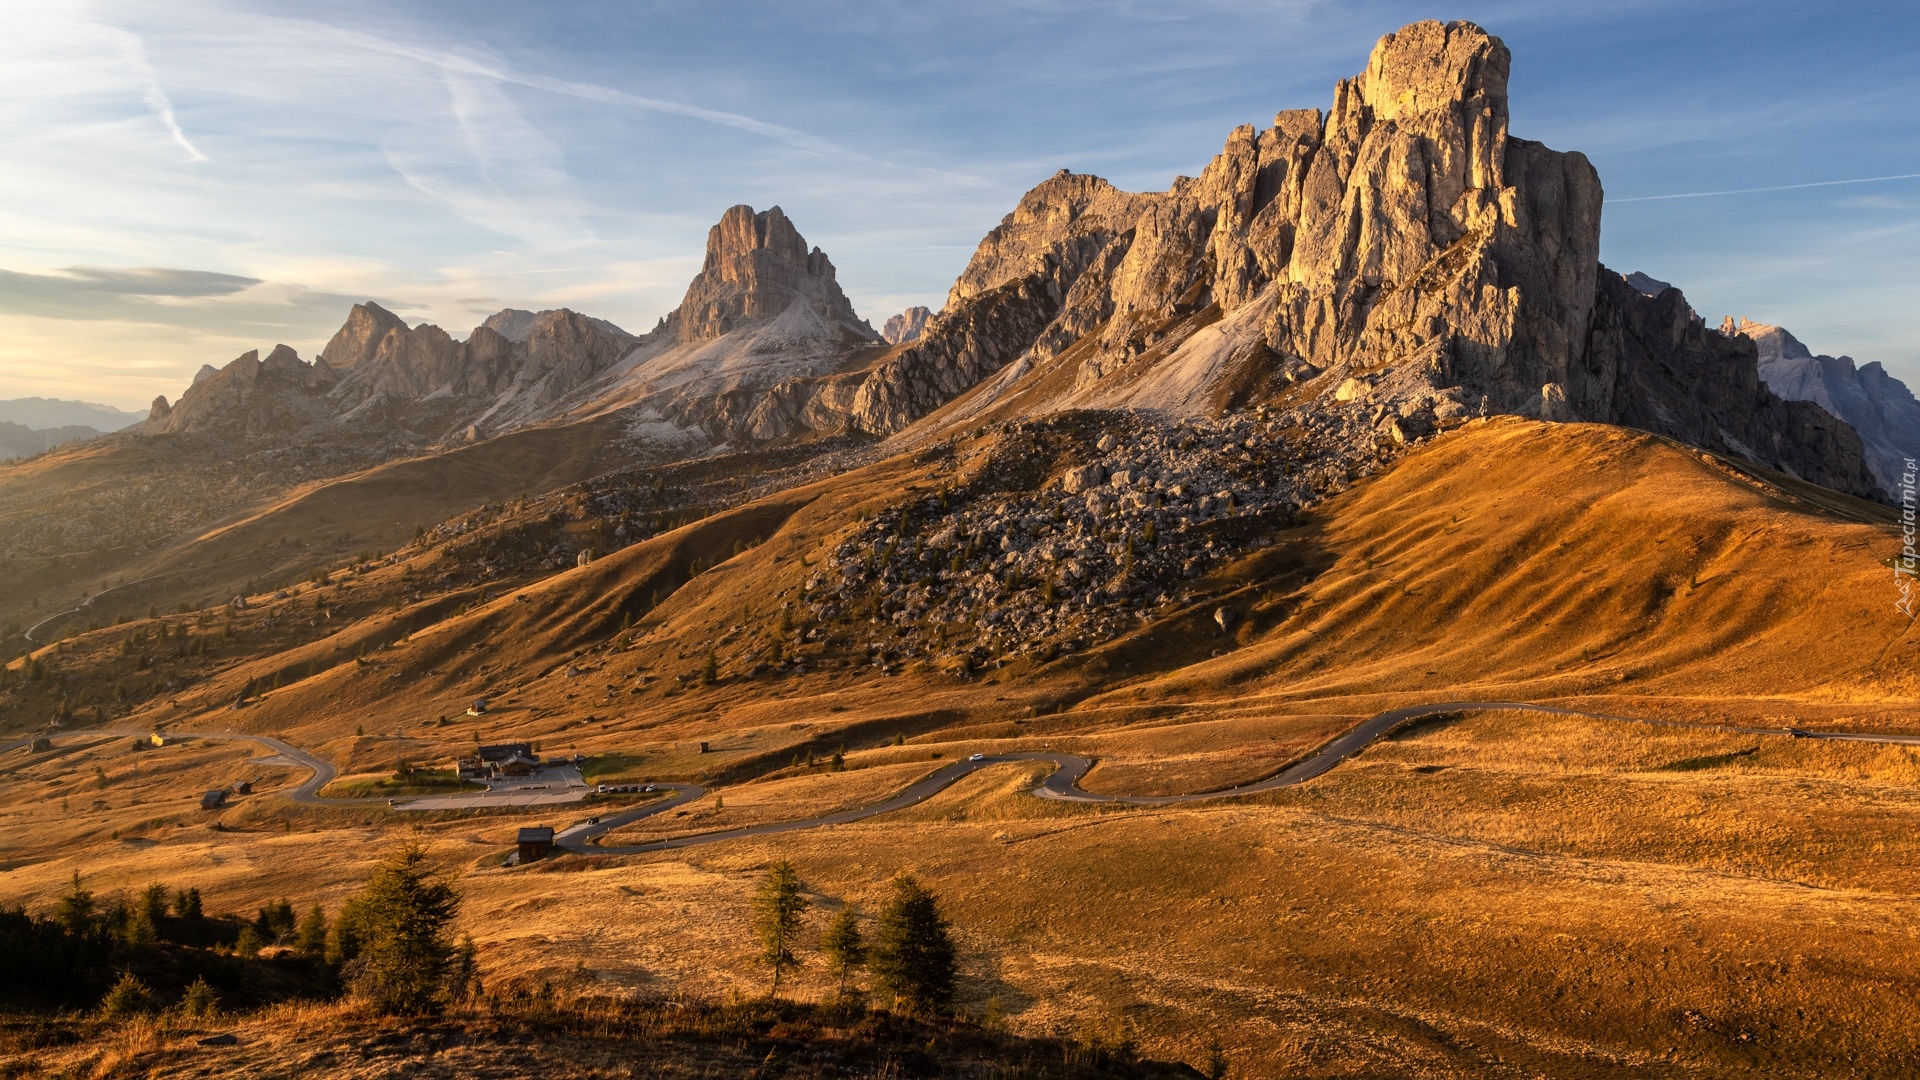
[815,21,1605,437]
[795,19,1876,499]
[1730,318,1920,496]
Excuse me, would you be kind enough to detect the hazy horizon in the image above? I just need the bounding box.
[3,0,1916,410]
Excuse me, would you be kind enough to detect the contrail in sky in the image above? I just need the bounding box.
[1613,172,1920,202]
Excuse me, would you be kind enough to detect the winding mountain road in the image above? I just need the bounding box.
[13,702,1918,855]
[555,700,1920,854]
[0,728,363,801]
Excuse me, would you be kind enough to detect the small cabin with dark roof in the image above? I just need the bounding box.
[517,826,555,863]
[200,790,228,810]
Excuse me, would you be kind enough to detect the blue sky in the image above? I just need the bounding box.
[1,0,1916,409]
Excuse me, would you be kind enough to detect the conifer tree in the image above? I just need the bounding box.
[98,972,152,1019]
[55,873,95,937]
[178,977,218,1019]
[869,873,956,1014]
[345,844,460,1013]
[139,883,170,930]
[294,903,329,956]
[752,861,808,998]
[821,906,866,998]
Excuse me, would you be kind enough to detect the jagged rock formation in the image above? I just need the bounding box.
[108,24,1884,503]
[141,345,338,437]
[322,303,638,434]
[135,302,638,445]
[1725,317,1920,496]
[780,20,1877,499]
[883,306,934,345]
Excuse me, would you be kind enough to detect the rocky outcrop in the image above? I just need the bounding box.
[1727,318,1920,496]
[786,19,1876,498]
[883,306,934,345]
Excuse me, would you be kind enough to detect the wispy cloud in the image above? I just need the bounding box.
[375,44,592,244]
[318,22,986,186]
[1613,172,1920,203]
[122,30,207,163]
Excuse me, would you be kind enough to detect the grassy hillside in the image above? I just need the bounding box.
[3,417,1916,1076]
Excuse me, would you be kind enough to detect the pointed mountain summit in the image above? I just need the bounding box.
[663,205,871,344]
[579,204,883,442]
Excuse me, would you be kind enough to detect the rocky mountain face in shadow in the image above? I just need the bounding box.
[787,19,1876,499]
[1726,317,1920,497]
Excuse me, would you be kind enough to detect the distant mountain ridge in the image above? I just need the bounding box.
[136,203,882,452]
[0,421,109,460]
[0,398,142,432]
[0,398,143,460]
[1724,317,1920,496]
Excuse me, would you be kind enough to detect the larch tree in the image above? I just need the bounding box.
[821,906,866,998]
[752,861,809,998]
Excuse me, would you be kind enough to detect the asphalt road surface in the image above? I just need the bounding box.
[13,702,1920,854]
